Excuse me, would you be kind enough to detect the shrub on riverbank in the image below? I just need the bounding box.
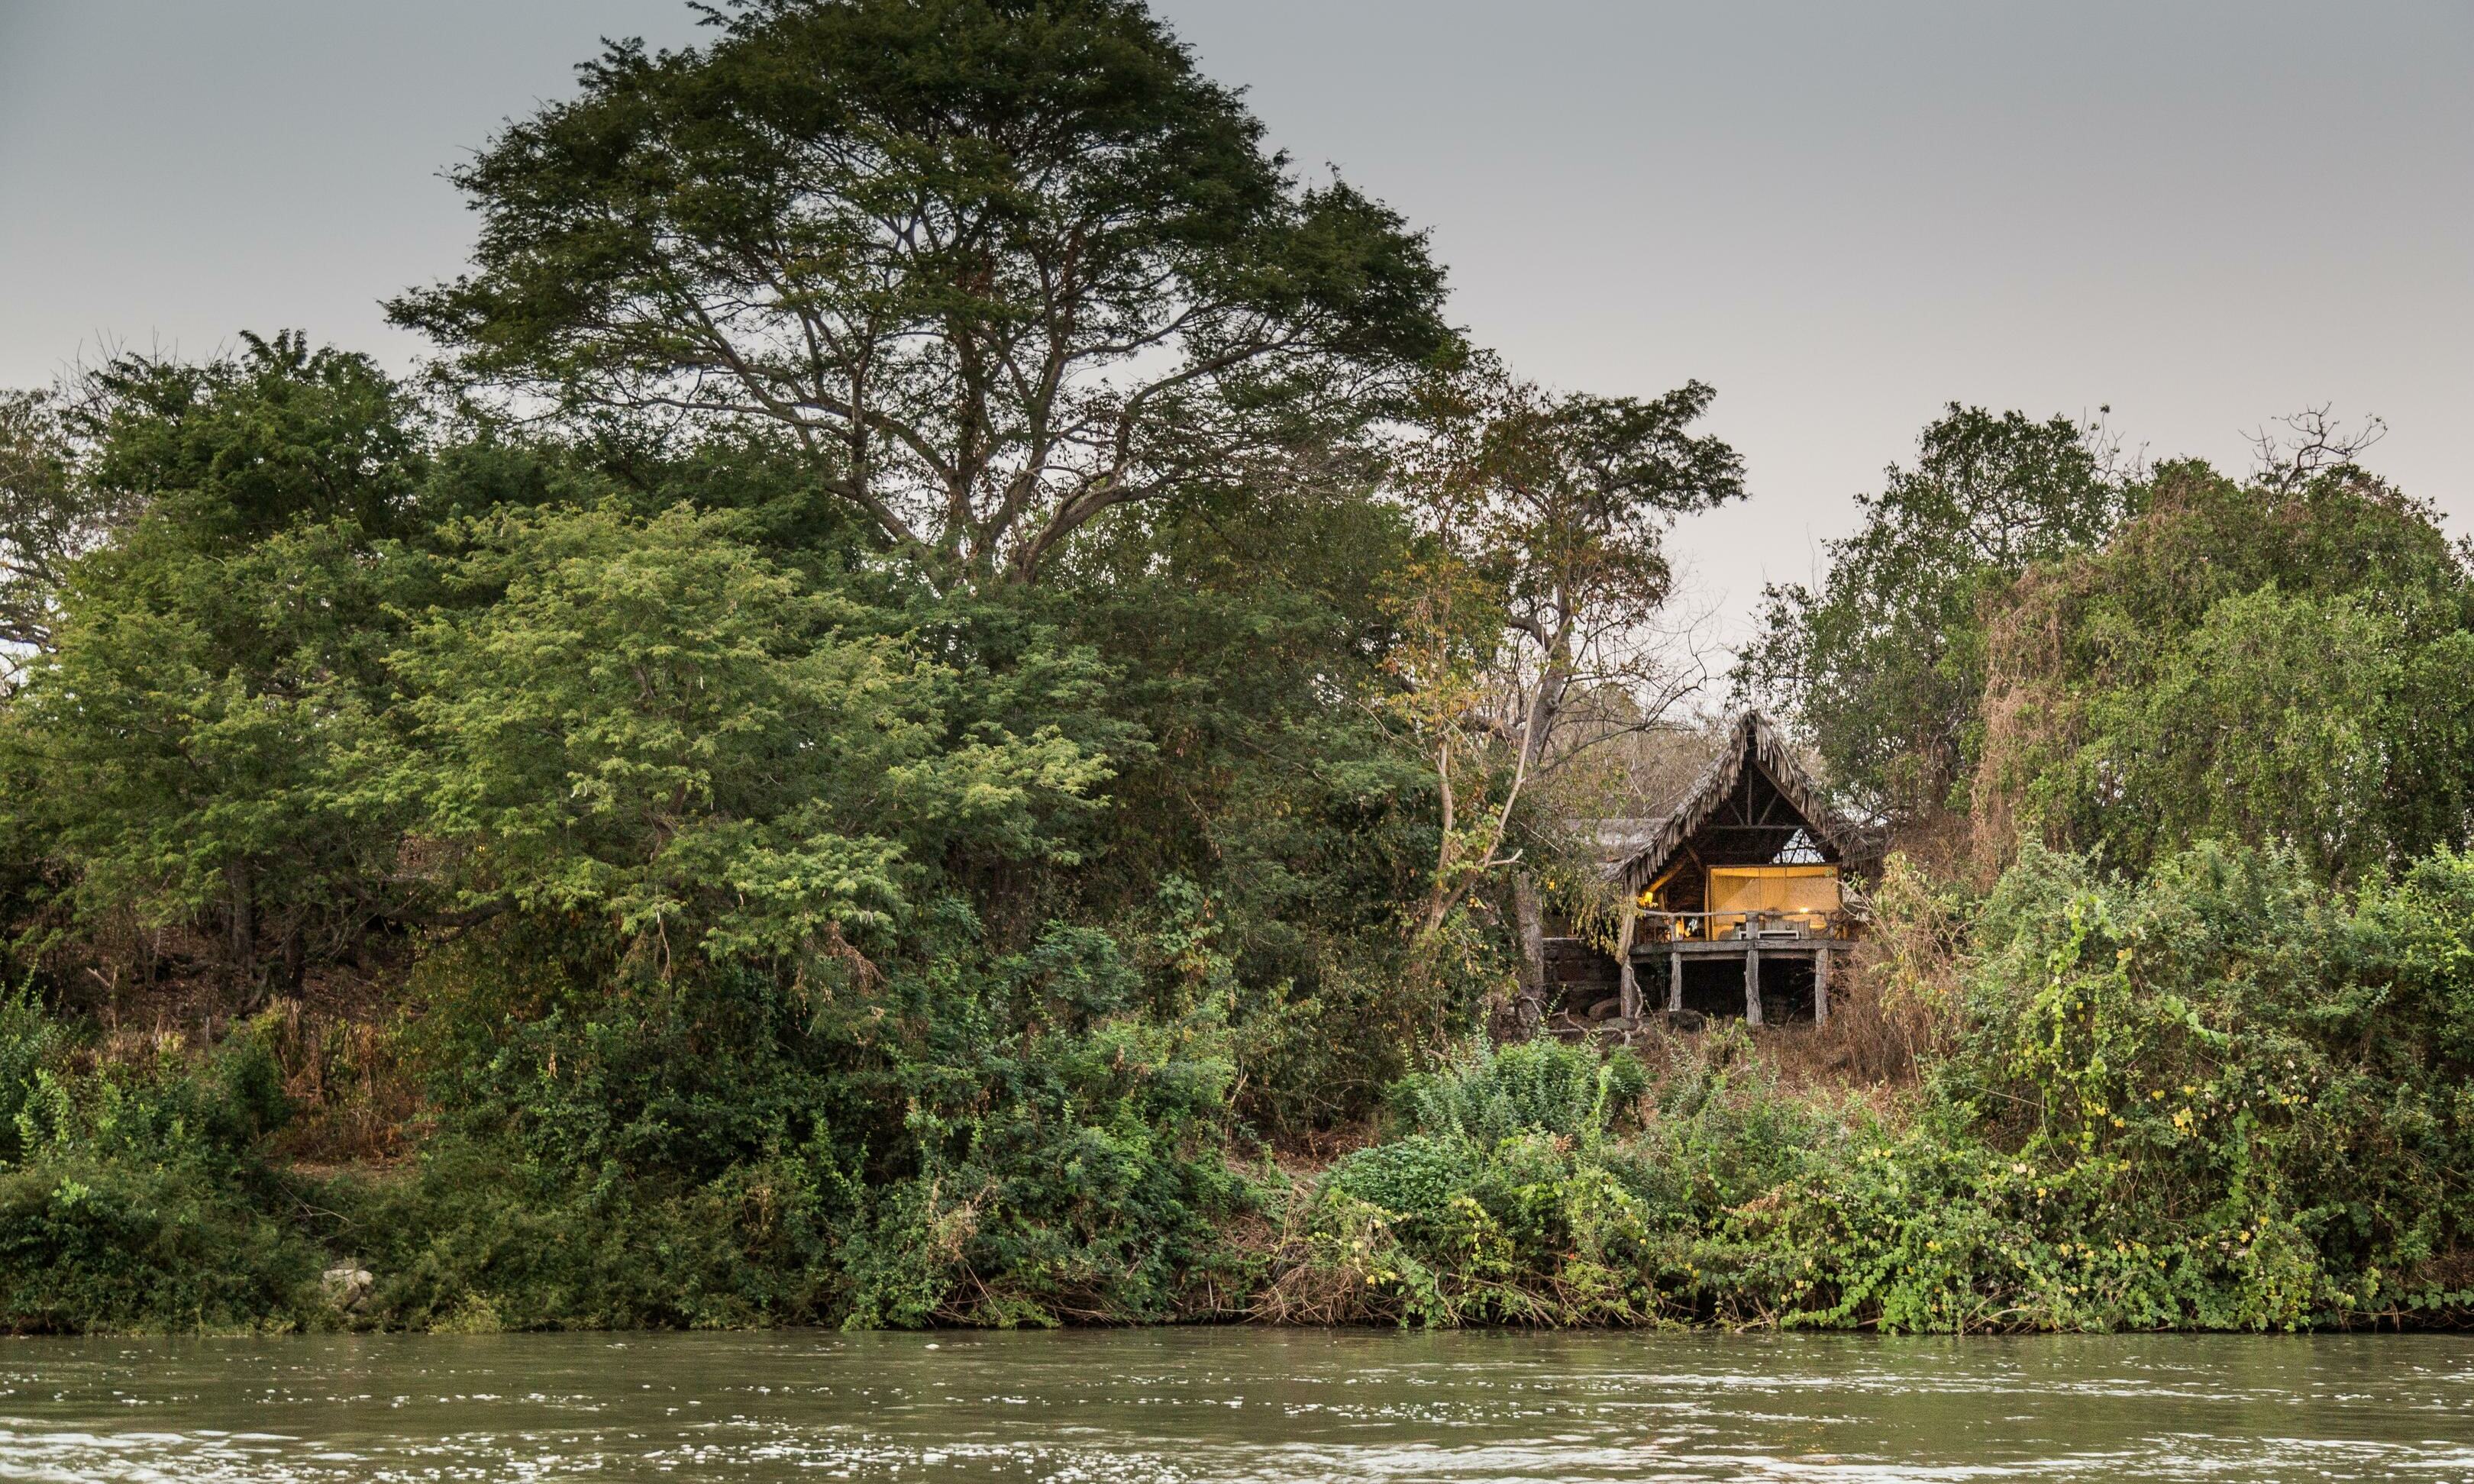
[1271,842,2474,1332]
[0,1005,327,1332]
[9,839,2474,1333]
[339,927,1264,1332]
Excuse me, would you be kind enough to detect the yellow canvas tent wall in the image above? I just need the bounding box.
[1706,864,1840,915]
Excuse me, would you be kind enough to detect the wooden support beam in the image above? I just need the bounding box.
[1667,947,1683,1014]
[1744,944,1763,1027]
[1815,947,1831,1029]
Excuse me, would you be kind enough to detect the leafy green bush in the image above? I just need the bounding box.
[0,1156,324,1334]
[1389,1037,1646,1145]
[835,923,1259,1328]
[1911,840,2474,1325]
[0,982,65,1165]
[344,916,1257,1332]
[1317,1135,1474,1218]
[1290,1040,1671,1325]
[0,1010,319,1334]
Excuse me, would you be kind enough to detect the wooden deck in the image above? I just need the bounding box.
[1542,926,1849,1030]
[1626,934,1846,1028]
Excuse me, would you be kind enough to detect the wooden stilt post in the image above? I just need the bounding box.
[1614,906,1640,1023]
[1745,943,1763,1027]
[1667,947,1683,1014]
[1815,947,1832,1029]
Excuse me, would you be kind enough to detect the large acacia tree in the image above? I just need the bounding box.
[394,0,1454,589]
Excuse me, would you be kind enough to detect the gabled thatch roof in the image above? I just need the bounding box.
[1610,711,1867,895]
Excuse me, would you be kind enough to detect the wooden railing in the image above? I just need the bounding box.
[1637,909,1852,944]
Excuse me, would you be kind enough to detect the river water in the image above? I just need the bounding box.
[2,1328,2470,1482]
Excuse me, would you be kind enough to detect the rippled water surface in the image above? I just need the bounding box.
[3,1328,2472,1481]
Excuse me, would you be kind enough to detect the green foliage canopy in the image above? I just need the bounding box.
[1,337,430,989]
[1977,462,2474,878]
[1739,405,2129,820]
[392,502,1113,974]
[392,0,1455,589]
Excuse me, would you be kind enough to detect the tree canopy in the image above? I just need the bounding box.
[392,0,1455,590]
[1736,405,2130,822]
[1972,460,2474,879]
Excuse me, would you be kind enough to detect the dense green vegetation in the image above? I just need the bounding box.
[5,0,2471,1334]
[1273,844,2474,1331]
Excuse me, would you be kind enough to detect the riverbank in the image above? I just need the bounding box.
[14,837,2474,1340]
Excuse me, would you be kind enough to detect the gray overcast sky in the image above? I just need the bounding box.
[2,2,2467,638]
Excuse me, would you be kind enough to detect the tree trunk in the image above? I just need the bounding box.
[1614,905,1640,1021]
[1513,870,1546,1019]
[224,858,257,998]
[1417,740,1458,942]
[281,918,305,998]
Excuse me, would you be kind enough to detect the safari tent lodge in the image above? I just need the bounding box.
[1545,711,1872,1030]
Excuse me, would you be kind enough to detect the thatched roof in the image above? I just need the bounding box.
[1580,816,1665,860]
[1610,711,1867,895]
